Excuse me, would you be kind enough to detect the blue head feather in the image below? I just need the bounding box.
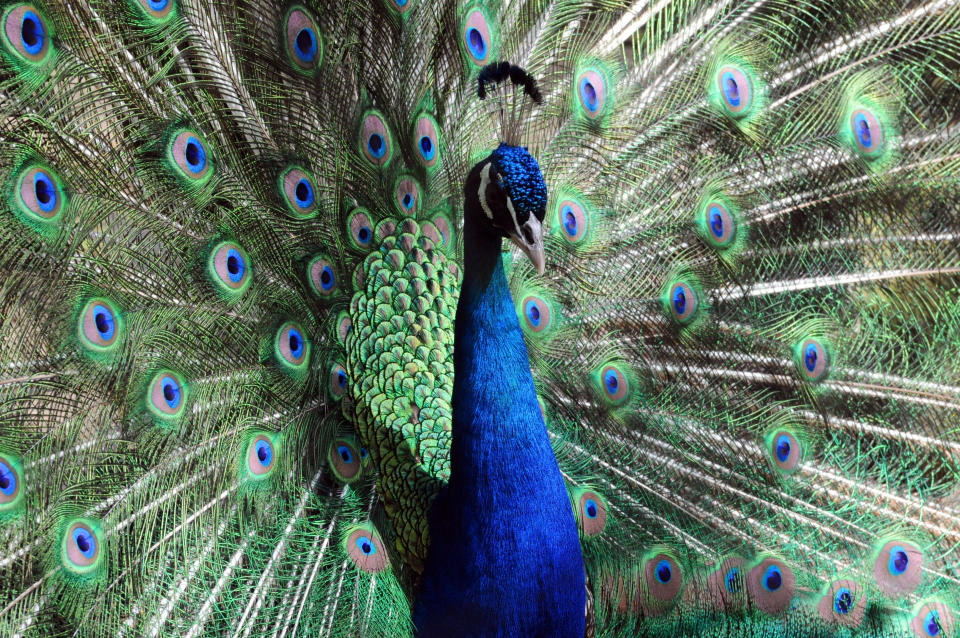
[490,143,547,220]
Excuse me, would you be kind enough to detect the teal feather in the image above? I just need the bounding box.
[1,1,959,636]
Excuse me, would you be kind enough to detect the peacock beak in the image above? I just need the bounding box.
[508,214,546,275]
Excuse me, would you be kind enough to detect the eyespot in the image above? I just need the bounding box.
[336,312,352,346]
[746,557,794,615]
[166,129,212,184]
[644,552,683,605]
[129,0,175,23]
[413,114,440,171]
[78,298,122,353]
[2,5,53,66]
[575,490,607,537]
[283,6,322,74]
[329,362,347,399]
[704,555,746,609]
[873,539,923,596]
[665,281,699,325]
[432,214,453,249]
[576,69,607,119]
[767,430,802,473]
[556,198,588,244]
[347,209,373,250]
[359,110,393,167]
[207,241,251,297]
[278,167,319,218]
[307,255,337,300]
[461,8,493,66]
[62,520,101,573]
[329,437,363,483]
[0,456,22,509]
[386,0,413,15]
[716,65,753,117]
[700,201,736,249]
[520,295,552,334]
[818,579,866,627]
[912,602,954,638]
[850,108,884,157]
[795,337,830,382]
[12,164,66,227]
[147,370,187,420]
[344,524,388,573]
[274,322,309,371]
[598,364,629,405]
[395,177,420,216]
[246,434,276,477]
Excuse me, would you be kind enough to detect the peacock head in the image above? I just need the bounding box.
[466,142,547,274]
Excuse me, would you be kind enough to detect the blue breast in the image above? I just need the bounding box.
[414,256,585,637]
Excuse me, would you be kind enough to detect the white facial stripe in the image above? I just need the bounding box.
[506,196,524,240]
[478,163,495,220]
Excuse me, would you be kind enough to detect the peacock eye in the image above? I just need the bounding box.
[747,558,794,615]
[13,165,66,227]
[873,539,922,596]
[62,520,102,573]
[599,364,629,405]
[557,199,588,244]
[131,0,175,23]
[348,209,373,249]
[768,430,802,473]
[413,114,440,170]
[520,295,552,334]
[911,602,954,638]
[795,337,829,382]
[850,108,884,157]
[344,525,388,573]
[3,5,53,65]
[702,201,737,248]
[79,299,122,353]
[576,69,607,119]
[644,552,683,604]
[278,167,318,218]
[329,363,348,399]
[395,177,420,216]
[833,588,853,615]
[716,66,753,117]
[360,111,393,166]
[148,371,187,420]
[666,281,699,325]
[283,7,322,74]
[817,579,866,626]
[575,490,607,536]
[725,567,742,593]
[329,437,363,483]
[274,322,309,371]
[307,255,337,299]
[461,8,492,66]
[208,242,251,297]
[0,457,22,508]
[336,313,352,346]
[167,130,212,184]
[431,214,453,250]
[246,434,275,477]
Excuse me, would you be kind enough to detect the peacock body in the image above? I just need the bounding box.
[0,0,959,636]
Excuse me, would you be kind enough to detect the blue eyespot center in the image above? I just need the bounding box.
[93,305,115,340]
[466,28,486,58]
[762,565,782,591]
[604,370,618,395]
[357,227,370,243]
[709,207,724,237]
[360,447,367,458]
[775,435,791,462]
[722,72,740,106]
[338,445,352,463]
[855,113,872,147]
[356,535,376,555]
[925,611,941,636]
[33,173,56,212]
[584,499,598,519]
[226,249,245,282]
[655,559,672,584]
[320,266,334,290]
[295,179,314,208]
[580,79,598,111]
[834,588,852,615]
[419,136,435,160]
[288,330,303,358]
[148,0,169,10]
[337,369,347,388]
[524,300,541,326]
[403,193,413,208]
[0,462,15,495]
[367,133,385,158]
[73,528,96,558]
[672,287,686,315]
[21,12,44,55]
[295,28,318,62]
[255,440,272,466]
[725,567,741,593]
[804,343,818,372]
[184,137,206,173]
[889,546,908,575]
[162,377,181,409]
[563,207,577,236]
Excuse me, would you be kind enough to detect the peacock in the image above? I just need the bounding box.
[0,0,959,635]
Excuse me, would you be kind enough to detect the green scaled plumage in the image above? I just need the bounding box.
[1,0,959,636]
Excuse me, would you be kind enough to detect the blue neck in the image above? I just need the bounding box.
[414,212,585,637]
